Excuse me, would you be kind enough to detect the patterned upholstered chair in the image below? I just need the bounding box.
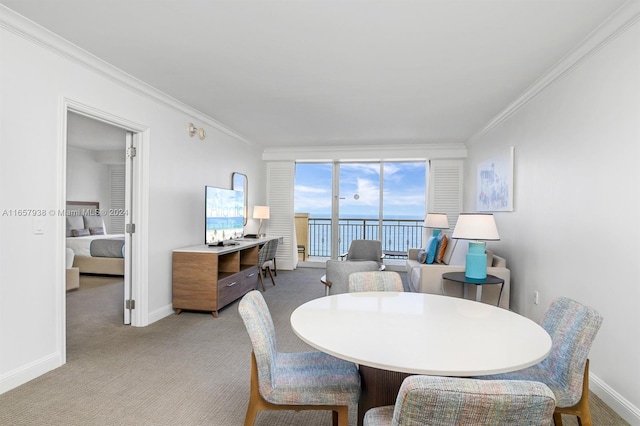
[476,297,603,426]
[238,290,361,426]
[257,239,278,291]
[324,259,380,296]
[348,271,404,293]
[363,375,556,426]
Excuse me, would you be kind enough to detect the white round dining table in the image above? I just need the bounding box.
[290,292,552,426]
[291,291,551,377]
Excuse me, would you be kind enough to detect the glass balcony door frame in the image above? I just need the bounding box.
[331,161,384,259]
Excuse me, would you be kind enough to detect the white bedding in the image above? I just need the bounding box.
[66,234,125,257]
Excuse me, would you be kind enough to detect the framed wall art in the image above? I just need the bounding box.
[477,146,514,212]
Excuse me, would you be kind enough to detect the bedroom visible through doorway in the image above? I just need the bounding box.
[65,111,131,325]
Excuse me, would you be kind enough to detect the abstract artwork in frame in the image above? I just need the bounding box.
[477,147,514,212]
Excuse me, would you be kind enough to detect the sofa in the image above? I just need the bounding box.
[406,238,511,309]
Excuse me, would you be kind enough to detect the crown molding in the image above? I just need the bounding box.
[262,142,467,161]
[468,0,640,145]
[0,5,256,147]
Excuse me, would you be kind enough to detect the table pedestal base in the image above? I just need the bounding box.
[358,365,411,426]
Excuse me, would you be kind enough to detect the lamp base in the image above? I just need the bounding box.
[465,241,487,279]
[431,229,442,237]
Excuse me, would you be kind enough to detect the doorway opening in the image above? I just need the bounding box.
[62,99,147,363]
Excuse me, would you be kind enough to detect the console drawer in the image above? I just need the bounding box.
[218,266,259,307]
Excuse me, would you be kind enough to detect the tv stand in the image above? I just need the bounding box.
[172,240,276,317]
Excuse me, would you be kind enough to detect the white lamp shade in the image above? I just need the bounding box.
[452,213,500,241]
[423,213,449,229]
[253,205,270,220]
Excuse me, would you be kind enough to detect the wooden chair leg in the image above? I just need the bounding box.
[244,352,351,426]
[554,359,591,426]
[267,267,276,286]
[258,272,266,291]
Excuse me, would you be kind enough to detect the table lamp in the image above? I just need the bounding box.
[451,213,500,279]
[253,205,270,237]
[423,213,449,237]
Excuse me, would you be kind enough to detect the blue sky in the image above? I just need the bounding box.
[294,162,426,219]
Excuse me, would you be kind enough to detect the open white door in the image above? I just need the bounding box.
[123,131,136,324]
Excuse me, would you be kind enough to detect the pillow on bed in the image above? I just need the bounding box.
[89,227,105,235]
[66,216,84,237]
[71,228,90,237]
[83,215,106,233]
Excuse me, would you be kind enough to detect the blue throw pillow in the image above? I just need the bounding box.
[425,236,438,264]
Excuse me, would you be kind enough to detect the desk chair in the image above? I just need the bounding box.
[257,239,278,291]
[238,290,360,426]
[364,375,556,426]
[476,297,603,426]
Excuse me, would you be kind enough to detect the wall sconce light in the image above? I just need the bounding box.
[188,123,206,140]
[188,123,197,137]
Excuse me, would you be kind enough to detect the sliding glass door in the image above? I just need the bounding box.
[294,161,426,261]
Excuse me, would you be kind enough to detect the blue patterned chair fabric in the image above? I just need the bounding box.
[476,297,603,408]
[363,375,556,426]
[348,271,404,292]
[238,290,360,409]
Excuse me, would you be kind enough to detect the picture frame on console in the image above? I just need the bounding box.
[477,146,514,212]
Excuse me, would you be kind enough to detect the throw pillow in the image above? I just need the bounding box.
[436,235,448,263]
[71,228,90,237]
[89,227,105,235]
[66,215,84,237]
[83,214,105,231]
[417,249,427,264]
[441,238,457,265]
[425,236,438,264]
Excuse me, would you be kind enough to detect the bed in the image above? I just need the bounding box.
[65,201,125,276]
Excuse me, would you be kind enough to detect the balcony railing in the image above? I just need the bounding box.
[306,217,424,258]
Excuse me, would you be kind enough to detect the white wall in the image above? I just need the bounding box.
[0,10,265,392]
[66,147,111,226]
[464,16,640,423]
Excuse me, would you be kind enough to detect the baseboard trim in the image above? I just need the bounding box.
[0,352,61,395]
[148,304,176,325]
[591,371,640,425]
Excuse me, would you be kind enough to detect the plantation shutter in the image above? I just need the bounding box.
[110,166,126,234]
[428,159,463,230]
[266,161,296,270]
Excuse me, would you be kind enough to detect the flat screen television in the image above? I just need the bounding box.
[205,186,245,246]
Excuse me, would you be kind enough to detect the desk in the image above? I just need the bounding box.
[290,292,551,425]
[442,271,505,306]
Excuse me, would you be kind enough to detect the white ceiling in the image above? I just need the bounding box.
[1,0,627,148]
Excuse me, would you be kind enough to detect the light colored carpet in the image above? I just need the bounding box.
[0,269,628,425]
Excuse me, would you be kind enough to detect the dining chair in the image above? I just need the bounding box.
[342,239,385,265]
[257,239,278,291]
[238,290,361,426]
[348,271,404,292]
[363,375,556,426]
[324,259,380,296]
[476,297,603,426]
